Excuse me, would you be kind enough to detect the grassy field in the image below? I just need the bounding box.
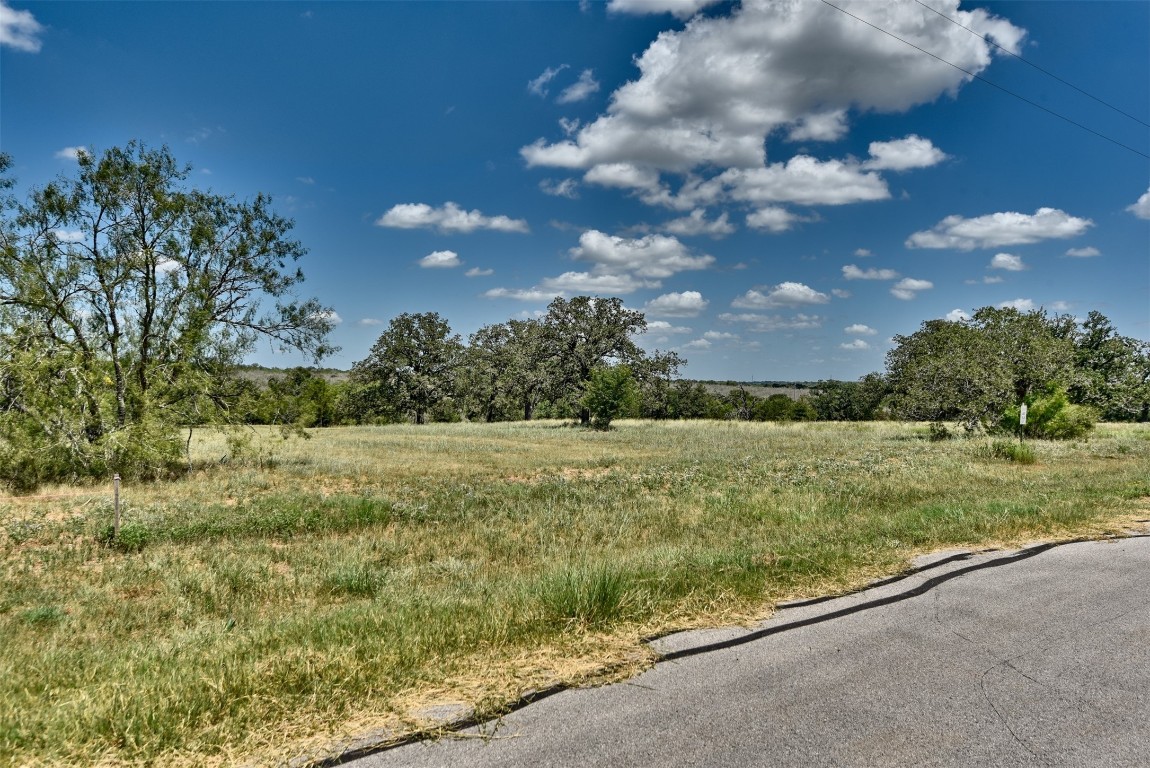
[2,420,1148,767]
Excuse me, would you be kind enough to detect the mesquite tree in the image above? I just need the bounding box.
[0,144,335,489]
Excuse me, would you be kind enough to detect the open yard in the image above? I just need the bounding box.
[2,420,1148,767]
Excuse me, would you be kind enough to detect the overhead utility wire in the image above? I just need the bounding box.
[914,0,1150,129]
[818,0,1150,161]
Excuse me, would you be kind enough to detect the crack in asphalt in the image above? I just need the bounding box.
[979,662,1046,764]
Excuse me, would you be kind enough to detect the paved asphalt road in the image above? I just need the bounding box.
[348,536,1150,768]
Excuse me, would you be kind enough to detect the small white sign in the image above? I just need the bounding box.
[1020,403,1028,425]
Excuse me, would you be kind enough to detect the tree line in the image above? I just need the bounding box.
[238,304,1149,440]
[2,143,1147,492]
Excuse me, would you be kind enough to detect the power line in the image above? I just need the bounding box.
[914,0,1150,129]
[818,0,1150,161]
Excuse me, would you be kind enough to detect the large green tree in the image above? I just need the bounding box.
[540,296,647,424]
[351,312,464,424]
[0,144,334,489]
[886,318,1012,431]
[886,307,1076,432]
[1070,311,1150,421]
[461,318,553,422]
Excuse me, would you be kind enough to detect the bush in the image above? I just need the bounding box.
[1000,385,1096,440]
[928,422,952,441]
[582,365,639,430]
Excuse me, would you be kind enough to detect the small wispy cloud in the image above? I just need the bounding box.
[557,69,600,104]
[1065,246,1100,258]
[528,64,569,97]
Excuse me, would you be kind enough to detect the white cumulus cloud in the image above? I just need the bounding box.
[683,338,713,350]
[732,282,829,309]
[862,135,948,171]
[465,267,494,277]
[540,271,654,295]
[1126,188,1150,220]
[583,162,663,192]
[55,146,88,161]
[646,320,693,334]
[989,252,1026,271]
[570,230,713,279]
[844,324,877,335]
[419,250,462,269]
[906,207,1092,250]
[376,202,529,234]
[945,308,970,322]
[840,339,870,350]
[890,278,933,300]
[1,0,43,52]
[523,0,1021,177]
[663,209,735,238]
[746,207,805,233]
[999,298,1035,311]
[842,264,899,281]
[717,157,889,207]
[607,0,723,20]
[644,290,708,317]
[312,310,342,326]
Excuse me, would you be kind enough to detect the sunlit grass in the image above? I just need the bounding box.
[2,420,1148,766]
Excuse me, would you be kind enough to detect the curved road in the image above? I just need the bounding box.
[348,536,1150,767]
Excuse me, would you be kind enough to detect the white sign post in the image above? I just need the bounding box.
[1019,403,1028,444]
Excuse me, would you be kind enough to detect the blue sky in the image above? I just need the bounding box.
[2,0,1147,381]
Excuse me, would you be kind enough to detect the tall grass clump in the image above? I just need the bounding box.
[990,439,1037,464]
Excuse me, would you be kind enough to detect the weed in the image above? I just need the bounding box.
[96,521,152,552]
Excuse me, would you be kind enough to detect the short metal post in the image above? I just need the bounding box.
[113,473,121,538]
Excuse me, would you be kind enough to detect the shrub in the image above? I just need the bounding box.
[1000,385,1096,440]
[582,365,639,430]
[928,422,952,441]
